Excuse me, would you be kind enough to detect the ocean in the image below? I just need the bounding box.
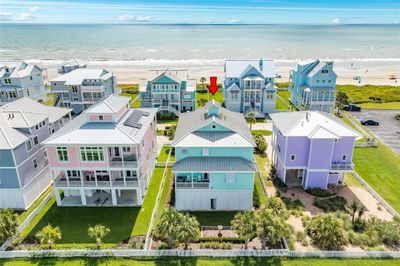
[1,24,399,62]
[1,24,399,83]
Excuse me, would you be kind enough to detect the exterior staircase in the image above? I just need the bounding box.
[158,101,181,116]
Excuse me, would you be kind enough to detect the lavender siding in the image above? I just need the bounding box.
[308,139,334,169]
[306,171,328,189]
[17,148,47,187]
[274,126,286,163]
[328,173,339,184]
[332,137,355,163]
[285,137,310,167]
[276,159,285,182]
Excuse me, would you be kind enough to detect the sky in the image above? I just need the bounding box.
[0,0,399,24]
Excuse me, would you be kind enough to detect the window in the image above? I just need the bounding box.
[32,158,38,169]
[26,140,32,152]
[226,173,236,184]
[57,147,69,161]
[266,91,274,100]
[33,136,39,146]
[71,86,78,93]
[44,150,48,160]
[182,149,188,155]
[342,155,347,161]
[321,69,329,74]
[99,115,104,121]
[316,80,320,83]
[30,76,33,80]
[290,154,296,161]
[80,147,104,161]
[231,91,238,100]
[212,124,216,129]
[202,149,209,156]
[123,147,131,153]
[277,144,281,152]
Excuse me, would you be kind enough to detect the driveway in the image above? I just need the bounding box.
[350,109,400,155]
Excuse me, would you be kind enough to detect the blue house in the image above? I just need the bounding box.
[172,100,256,210]
[290,59,337,112]
[139,70,196,117]
[223,59,276,118]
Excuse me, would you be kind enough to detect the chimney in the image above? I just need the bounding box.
[306,111,310,121]
[259,58,263,71]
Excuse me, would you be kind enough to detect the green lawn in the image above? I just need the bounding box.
[276,90,292,110]
[255,154,271,185]
[353,145,400,213]
[254,173,267,206]
[188,211,237,226]
[196,90,224,107]
[131,166,165,236]
[251,130,272,136]
[359,101,400,110]
[23,202,139,244]
[154,168,173,227]
[43,93,55,106]
[16,186,53,224]
[158,145,176,162]
[337,84,400,105]
[1,258,399,266]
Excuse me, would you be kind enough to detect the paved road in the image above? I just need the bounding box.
[350,109,400,155]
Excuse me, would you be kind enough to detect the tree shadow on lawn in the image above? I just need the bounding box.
[26,202,140,244]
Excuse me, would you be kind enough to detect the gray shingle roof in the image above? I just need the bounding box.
[172,157,256,172]
[172,100,255,147]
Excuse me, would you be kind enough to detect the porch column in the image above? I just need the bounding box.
[80,189,87,206]
[136,187,142,205]
[95,172,98,187]
[80,170,84,187]
[191,173,194,188]
[283,169,287,183]
[66,171,70,187]
[54,189,62,206]
[123,170,127,187]
[111,189,117,206]
[109,170,112,187]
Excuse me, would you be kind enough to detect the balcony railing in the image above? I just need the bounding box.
[176,182,210,189]
[81,85,104,91]
[330,163,354,171]
[109,159,138,168]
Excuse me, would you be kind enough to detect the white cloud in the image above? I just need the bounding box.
[331,17,341,24]
[29,6,40,12]
[118,14,154,22]
[228,19,241,24]
[0,12,13,21]
[17,12,36,21]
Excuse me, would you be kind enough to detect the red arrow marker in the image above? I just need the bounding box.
[207,76,219,95]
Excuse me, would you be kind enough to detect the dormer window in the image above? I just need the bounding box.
[99,115,103,121]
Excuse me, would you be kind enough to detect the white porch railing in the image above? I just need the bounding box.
[330,163,354,171]
[176,182,210,189]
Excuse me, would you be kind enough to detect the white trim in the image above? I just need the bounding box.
[25,139,33,152]
[305,139,313,189]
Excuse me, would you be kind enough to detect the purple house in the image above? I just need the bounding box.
[270,111,360,189]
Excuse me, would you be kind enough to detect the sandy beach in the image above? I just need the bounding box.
[36,59,400,86]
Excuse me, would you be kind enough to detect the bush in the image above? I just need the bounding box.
[368,218,400,248]
[306,214,346,250]
[157,242,171,250]
[253,133,267,154]
[272,177,288,193]
[348,229,380,248]
[314,196,347,212]
[282,197,304,211]
[352,218,367,233]
[306,188,334,198]
[253,184,261,208]
[200,241,232,250]
[395,114,400,120]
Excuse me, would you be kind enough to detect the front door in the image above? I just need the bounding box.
[115,147,120,157]
[211,198,217,210]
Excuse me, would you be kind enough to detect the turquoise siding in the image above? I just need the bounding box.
[197,122,231,132]
[211,173,254,190]
[175,147,253,161]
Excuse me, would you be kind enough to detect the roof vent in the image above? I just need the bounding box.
[259,58,263,71]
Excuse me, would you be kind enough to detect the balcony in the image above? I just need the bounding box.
[176,182,210,189]
[81,85,104,92]
[109,156,138,168]
[330,163,354,171]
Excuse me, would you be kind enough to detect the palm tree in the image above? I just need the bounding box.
[155,208,182,248]
[265,197,286,216]
[177,213,200,250]
[358,206,366,218]
[231,211,255,249]
[255,208,287,250]
[35,224,62,249]
[350,200,359,223]
[307,214,345,250]
[88,224,110,249]
[200,77,206,91]
[247,112,256,131]
[0,208,19,244]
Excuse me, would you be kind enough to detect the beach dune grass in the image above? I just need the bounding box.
[336,84,400,105]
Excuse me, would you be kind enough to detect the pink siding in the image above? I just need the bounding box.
[88,114,113,122]
[47,146,109,168]
[116,106,128,121]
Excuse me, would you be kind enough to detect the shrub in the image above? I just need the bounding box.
[352,218,367,233]
[314,196,347,212]
[252,133,267,153]
[305,188,334,198]
[395,114,400,120]
[265,197,287,216]
[272,177,288,193]
[200,241,232,250]
[368,218,400,248]
[196,237,245,243]
[348,229,380,248]
[157,242,171,250]
[306,214,346,250]
[282,197,304,211]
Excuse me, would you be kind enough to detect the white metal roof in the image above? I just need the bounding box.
[86,95,130,115]
[225,59,276,78]
[62,58,86,67]
[174,131,253,148]
[52,68,112,85]
[270,111,360,139]
[0,61,41,79]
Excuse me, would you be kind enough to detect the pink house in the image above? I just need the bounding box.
[44,95,158,206]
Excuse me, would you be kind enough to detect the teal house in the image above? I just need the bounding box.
[139,70,196,116]
[172,100,256,210]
